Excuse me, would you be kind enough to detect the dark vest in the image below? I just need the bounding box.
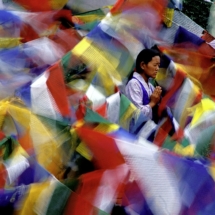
[131,77,159,124]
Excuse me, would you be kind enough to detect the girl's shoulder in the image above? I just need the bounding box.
[127,77,140,85]
[126,77,143,90]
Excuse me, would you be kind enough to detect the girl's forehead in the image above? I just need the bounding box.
[150,56,160,63]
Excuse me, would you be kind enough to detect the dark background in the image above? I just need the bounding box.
[182,0,212,30]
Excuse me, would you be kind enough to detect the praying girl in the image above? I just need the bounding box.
[125,48,162,122]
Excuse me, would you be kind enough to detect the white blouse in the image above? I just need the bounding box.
[125,72,154,119]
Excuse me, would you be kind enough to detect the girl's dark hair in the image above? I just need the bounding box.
[136,48,161,73]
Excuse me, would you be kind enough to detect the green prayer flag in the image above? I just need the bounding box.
[84,108,111,124]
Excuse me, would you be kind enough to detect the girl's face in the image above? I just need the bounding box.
[140,56,160,79]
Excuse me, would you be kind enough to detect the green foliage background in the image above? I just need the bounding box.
[182,0,212,29]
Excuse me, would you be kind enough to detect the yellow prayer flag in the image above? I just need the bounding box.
[188,98,215,126]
